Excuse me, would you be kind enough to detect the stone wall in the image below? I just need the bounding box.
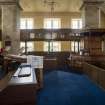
[0,0,21,54]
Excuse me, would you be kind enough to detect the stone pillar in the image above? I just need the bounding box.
[0,0,21,54]
[81,0,104,28]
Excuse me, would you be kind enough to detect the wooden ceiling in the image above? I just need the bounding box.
[20,0,82,12]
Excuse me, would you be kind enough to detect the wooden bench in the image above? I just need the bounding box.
[0,66,37,105]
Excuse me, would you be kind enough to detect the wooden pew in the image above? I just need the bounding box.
[0,66,37,105]
[83,62,105,89]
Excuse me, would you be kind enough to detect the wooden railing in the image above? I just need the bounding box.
[83,62,105,89]
[20,29,82,41]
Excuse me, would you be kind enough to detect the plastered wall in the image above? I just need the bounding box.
[20,12,81,29]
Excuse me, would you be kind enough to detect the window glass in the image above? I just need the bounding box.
[102,40,105,52]
[44,41,61,52]
[71,41,80,53]
[20,42,25,52]
[44,18,61,29]
[27,42,34,52]
[20,42,34,52]
[71,19,82,29]
[75,42,79,52]
[20,18,34,29]
[71,41,75,52]
[20,19,26,29]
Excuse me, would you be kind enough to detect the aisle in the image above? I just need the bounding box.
[37,70,105,105]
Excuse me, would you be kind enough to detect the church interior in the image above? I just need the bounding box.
[0,0,105,105]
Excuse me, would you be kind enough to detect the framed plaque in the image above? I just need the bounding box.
[30,33,35,39]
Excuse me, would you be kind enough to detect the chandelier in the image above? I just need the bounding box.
[43,0,58,40]
[43,0,57,13]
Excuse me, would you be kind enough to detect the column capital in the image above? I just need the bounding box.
[80,1,104,10]
[0,0,18,3]
[0,0,22,10]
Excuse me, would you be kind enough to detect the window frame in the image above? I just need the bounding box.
[44,41,61,52]
[44,18,61,29]
[20,18,34,29]
[71,18,82,29]
[71,41,80,53]
[20,41,34,52]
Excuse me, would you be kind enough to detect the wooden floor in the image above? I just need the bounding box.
[0,71,14,91]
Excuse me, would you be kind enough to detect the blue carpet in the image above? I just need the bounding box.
[37,70,105,105]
